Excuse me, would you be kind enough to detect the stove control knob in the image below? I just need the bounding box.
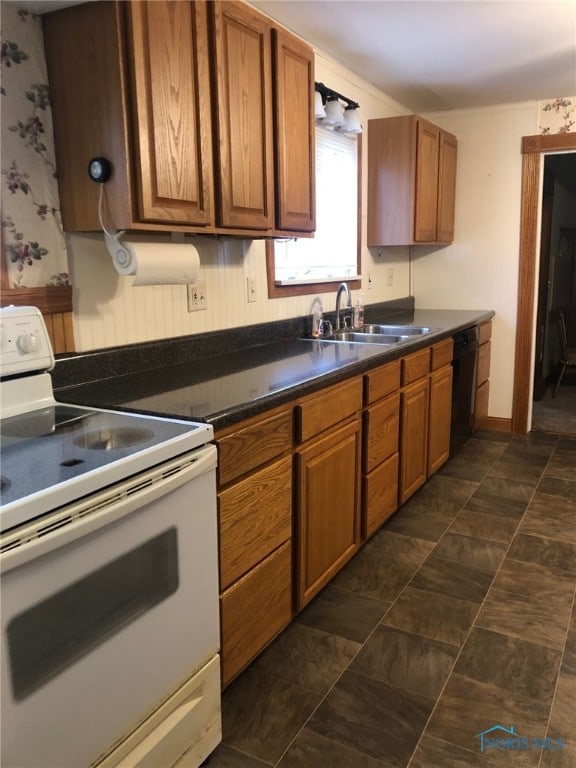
[17,332,40,354]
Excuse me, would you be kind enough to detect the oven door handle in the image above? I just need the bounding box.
[1,443,217,573]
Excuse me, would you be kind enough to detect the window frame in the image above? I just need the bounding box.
[266,134,362,298]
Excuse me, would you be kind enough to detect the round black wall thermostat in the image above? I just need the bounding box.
[88,157,112,183]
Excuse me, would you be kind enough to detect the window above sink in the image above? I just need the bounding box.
[267,124,361,298]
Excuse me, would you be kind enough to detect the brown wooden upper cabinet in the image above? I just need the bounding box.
[129,1,215,227]
[367,115,457,246]
[211,1,275,230]
[43,1,215,231]
[272,28,316,232]
[43,0,315,237]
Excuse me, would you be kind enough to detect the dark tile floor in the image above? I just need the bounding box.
[532,382,576,436]
[208,431,576,768]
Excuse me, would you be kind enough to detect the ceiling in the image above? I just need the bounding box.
[250,0,576,112]
[20,0,576,113]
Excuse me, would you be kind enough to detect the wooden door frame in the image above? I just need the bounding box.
[512,133,576,433]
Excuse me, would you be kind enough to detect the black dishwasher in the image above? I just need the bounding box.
[450,326,479,457]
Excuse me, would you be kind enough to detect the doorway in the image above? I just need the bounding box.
[512,133,576,435]
[531,154,576,434]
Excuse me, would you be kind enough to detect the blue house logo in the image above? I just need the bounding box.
[477,725,565,752]
[477,725,523,751]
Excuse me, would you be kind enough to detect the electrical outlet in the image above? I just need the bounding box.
[187,280,207,312]
[386,267,394,286]
[247,276,257,303]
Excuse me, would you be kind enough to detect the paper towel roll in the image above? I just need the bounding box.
[111,241,200,286]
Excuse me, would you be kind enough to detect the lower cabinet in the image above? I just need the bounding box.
[399,339,454,504]
[216,407,293,687]
[294,378,363,609]
[428,338,454,475]
[219,456,292,590]
[364,452,399,538]
[474,321,492,430]
[215,334,463,685]
[295,417,362,609]
[362,359,400,538]
[399,376,430,503]
[428,364,453,475]
[220,541,292,686]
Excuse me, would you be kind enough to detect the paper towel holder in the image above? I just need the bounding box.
[104,230,130,269]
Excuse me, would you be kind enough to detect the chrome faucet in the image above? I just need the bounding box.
[335,282,352,330]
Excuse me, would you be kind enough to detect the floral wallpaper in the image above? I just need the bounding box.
[1,3,68,289]
[0,1,574,291]
[538,97,576,135]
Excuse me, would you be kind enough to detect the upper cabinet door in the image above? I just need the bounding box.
[436,129,458,243]
[367,114,457,246]
[211,1,275,230]
[414,118,440,243]
[127,1,215,226]
[273,29,315,232]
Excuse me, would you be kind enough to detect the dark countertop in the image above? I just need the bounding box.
[53,304,494,431]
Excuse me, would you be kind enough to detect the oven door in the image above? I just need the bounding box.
[1,444,219,768]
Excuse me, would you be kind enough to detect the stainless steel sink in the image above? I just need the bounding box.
[359,324,436,336]
[300,323,437,346]
[331,330,410,345]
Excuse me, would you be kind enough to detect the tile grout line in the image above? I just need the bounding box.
[269,453,499,768]
[283,433,566,767]
[270,597,391,767]
[348,438,510,767]
[232,433,565,767]
[404,432,560,767]
[537,586,576,768]
[270,474,484,766]
[369,434,532,766]
[536,437,576,768]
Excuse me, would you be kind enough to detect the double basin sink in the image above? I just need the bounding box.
[306,323,437,346]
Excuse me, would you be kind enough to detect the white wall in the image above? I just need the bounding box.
[415,102,540,420]
[69,50,412,353]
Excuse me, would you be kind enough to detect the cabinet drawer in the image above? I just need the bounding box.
[220,541,292,686]
[431,338,453,371]
[478,321,492,345]
[364,359,400,405]
[476,341,491,387]
[296,377,362,443]
[401,348,430,386]
[363,392,400,473]
[217,409,293,486]
[363,452,399,539]
[219,456,292,590]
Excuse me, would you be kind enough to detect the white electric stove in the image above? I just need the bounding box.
[0,305,213,532]
[0,306,221,768]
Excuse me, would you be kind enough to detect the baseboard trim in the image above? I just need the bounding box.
[481,416,513,433]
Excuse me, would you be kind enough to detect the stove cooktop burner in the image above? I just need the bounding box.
[1,405,96,439]
[0,403,210,532]
[73,427,155,451]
